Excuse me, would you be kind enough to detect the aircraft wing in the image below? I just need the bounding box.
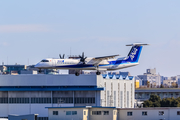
[93,54,120,60]
[87,54,119,65]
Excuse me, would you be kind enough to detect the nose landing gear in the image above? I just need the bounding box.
[38,69,42,73]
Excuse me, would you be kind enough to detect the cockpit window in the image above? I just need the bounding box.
[41,60,49,62]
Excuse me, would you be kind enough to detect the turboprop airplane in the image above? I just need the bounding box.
[35,43,148,76]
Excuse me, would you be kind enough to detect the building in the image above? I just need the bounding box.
[178,75,180,88]
[135,88,180,101]
[135,80,140,89]
[118,107,180,120]
[46,106,180,120]
[47,106,117,120]
[138,68,161,87]
[0,74,134,119]
[163,79,177,88]
[0,65,26,75]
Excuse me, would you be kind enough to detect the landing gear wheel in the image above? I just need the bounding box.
[96,71,101,75]
[75,72,80,76]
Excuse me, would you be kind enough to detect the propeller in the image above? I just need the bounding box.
[79,52,87,64]
[59,54,65,59]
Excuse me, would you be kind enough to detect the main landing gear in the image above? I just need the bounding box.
[96,71,101,75]
[75,72,80,76]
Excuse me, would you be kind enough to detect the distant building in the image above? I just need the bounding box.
[177,75,180,88]
[0,65,26,74]
[135,88,180,101]
[134,76,142,87]
[135,80,140,88]
[137,68,161,87]
[163,79,177,88]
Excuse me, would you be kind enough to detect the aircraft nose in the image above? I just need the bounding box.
[35,62,41,68]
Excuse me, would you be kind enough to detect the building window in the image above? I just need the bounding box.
[31,98,51,104]
[53,111,58,115]
[127,112,133,116]
[74,97,95,104]
[9,98,29,104]
[114,91,116,107]
[142,111,147,116]
[72,111,77,115]
[37,117,48,120]
[103,111,109,115]
[84,111,86,115]
[92,111,101,115]
[0,98,8,103]
[159,111,164,116]
[177,111,180,115]
[53,97,73,104]
[66,111,71,115]
[127,91,129,108]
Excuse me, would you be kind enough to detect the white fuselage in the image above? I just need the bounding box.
[35,58,139,71]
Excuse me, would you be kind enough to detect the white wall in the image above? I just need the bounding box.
[89,108,117,120]
[48,108,85,120]
[103,78,134,108]
[118,108,180,120]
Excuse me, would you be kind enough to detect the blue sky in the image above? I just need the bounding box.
[0,0,180,76]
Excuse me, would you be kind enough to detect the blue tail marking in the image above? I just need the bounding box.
[125,46,143,63]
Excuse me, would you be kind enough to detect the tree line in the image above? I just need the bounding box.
[143,94,180,107]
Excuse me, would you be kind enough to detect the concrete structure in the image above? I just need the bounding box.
[135,80,139,89]
[178,75,180,88]
[0,74,134,119]
[163,79,177,87]
[135,88,180,101]
[47,106,117,120]
[118,107,180,120]
[46,107,180,120]
[0,65,26,75]
[138,68,161,87]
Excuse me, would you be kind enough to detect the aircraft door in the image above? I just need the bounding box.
[52,59,56,66]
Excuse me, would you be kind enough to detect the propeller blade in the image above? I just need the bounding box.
[63,54,65,59]
[59,54,61,59]
[82,52,84,58]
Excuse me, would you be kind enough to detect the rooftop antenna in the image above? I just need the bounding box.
[7,57,8,65]
[70,47,71,56]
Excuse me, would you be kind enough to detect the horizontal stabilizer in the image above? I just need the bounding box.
[126,43,149,46]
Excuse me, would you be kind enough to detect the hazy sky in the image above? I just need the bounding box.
[0,0,180,77]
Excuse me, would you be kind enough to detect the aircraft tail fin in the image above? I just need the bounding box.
[125,43,149,62]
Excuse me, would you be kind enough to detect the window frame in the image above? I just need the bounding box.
[103,111,109,115]
[127,111,133,116]
[53,111,58,115]
[159,111,164,116]
[72,111,77,115]
[66,111,72,115]
[142,111,147,116]
[92,111,101,115]
[177,111,180,115]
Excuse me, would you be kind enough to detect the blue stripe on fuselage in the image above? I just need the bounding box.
[53,59,137,69]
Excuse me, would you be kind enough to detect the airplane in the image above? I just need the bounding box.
[35,43,149,76]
